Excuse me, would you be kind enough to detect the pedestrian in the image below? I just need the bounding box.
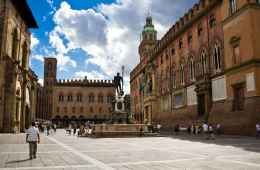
[256,123,260,139]
[202,122,208,139]
[53,123,57,134]
[73,125,77,136]
[208,124,215,140]
[46,124,50,136]
[216,123,221,135]
[26,122,40,159]
[157,123,162,133]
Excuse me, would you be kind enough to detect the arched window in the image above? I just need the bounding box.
[107,94,113,103]
[11,29,18,59]
[90,107,93,113]
[172,69,176,88]
[89,93,95,103]
[98,94,104,103]
[22,42,28,67]
[200,49,207,75]
[77,93,82,102]
[67,93,73,102]
[212,42,221,72]
[179,63,185,85]
[188,57,195,81]
[58,93,64,102]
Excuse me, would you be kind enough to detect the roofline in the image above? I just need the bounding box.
[10,0,38,28]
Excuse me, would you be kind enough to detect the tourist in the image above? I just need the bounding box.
[53,124,57,134]
[202,122,208,139]
[256,123,260,139]
[73,125,77,136]
[26,122,40,159]
[174,124,180,135]
[46,124,50,136]
[157,123,162,133]
[216,123,221,135]
[208,124,215,140]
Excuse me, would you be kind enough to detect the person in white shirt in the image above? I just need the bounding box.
[256,123,260,139]
[26,122,40,159]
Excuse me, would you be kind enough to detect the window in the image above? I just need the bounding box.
[233,45,240,65]
[98,95,104,103]
[107,95,113,103]
[56,107,60,113]
[213,42,222,72]
[232,84,245,111]
[58,94,64,102]
[188,33,193,46]
[172,70,176,88]
[22,43,28,67]
[11,29,18,59]
[64,107,67,113]
[200,50,207,75]
[72,107,76,113]
[89,94,95,103]
[90,107,93,113]
[209,15,216,28]
[99,107,102,113]
[179,39,183,49]
[80,107,84,113]
[198,24,203,37]
[67,94,73,102]
[77,94,82,102]
[188,58,195,81]
[171,48,175,55]
[257,0,260,4]
[180,64,185,85]
[229,0,237,14]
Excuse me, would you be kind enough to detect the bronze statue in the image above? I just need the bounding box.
[114,72,124,96]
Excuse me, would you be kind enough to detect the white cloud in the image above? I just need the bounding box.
[31,54,44,62]
[74,71,108,80]
[38,78,44,86]
[48,0,197,93]
[31,34,39,49]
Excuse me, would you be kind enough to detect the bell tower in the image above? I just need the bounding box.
[44,58,57,87]
[139,15,157,61]
[43,58,57,119]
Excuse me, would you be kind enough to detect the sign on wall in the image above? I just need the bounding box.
[212,76,227,101]
[187,85,197,106]
[246,72,255,92]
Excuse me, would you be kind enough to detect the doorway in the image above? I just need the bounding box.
[198,94,205,117]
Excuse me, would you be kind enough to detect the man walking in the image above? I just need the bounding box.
[26,122,40,159]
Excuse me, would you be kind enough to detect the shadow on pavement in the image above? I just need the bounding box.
[6,158,31,164]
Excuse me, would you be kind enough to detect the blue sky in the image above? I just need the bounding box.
[27,0,198,93]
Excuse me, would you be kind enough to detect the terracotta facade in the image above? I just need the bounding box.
[130,0,260,135]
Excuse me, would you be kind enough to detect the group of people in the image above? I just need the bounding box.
[173,122,221,140]
[65,121,94,136]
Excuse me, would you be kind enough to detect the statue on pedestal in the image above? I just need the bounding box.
[114,72,124,96]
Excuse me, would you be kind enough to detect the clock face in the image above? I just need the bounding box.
[117,102,123,110]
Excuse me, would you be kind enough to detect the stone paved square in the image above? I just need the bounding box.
[0,130,260,170]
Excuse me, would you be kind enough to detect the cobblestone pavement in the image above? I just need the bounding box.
[0,130,260,170]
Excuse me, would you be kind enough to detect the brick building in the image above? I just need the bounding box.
[0,0,38,133]
[130,0,260,135]
[42,58,115,126]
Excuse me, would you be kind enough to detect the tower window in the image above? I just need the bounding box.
[179,39,183,49]
[212,42,222,72]
[180,64,185,85]
[188,33,193,46]
[229,0,237,14]
[188,57,195,81]
[209,15,216,28]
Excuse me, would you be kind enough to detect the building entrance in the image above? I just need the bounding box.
[198,94,206,117]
